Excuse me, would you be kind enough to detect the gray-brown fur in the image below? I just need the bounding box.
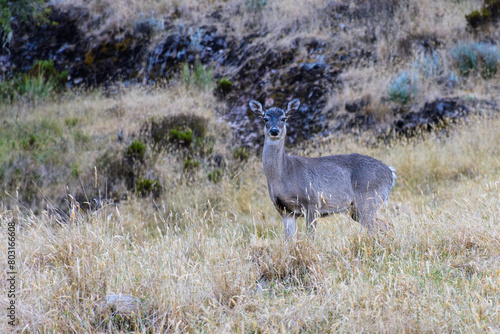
[249,98,396,237]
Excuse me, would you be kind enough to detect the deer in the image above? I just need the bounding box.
[249,98,396,238]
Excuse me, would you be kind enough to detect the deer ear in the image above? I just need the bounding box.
[249,99,264,117]
[286,98,300,116]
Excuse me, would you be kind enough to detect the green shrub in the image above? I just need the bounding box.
[413,52,443,78]
[233,147,250,162]
[207,169,223,183]
[65,117,79,128]
[169,128,194,146]
[181,61,213,90]
[181,62,191,87]
[135,177,162,197]
[217,77,233,90]
[70,162,80,178]
[183,158,200,172]
[193,61,213,90]
[389,72,417,105]
[0,118,68,208]
[143,114,208,150]
[0,80,16,102]
[466,0,500,28]
[28,60,68,90]
[73,130,91,146]
[216,77,233,96]
[16,74,55,100]
[451,42,499,79]
[246,0,267,11]
[0,0,47,48]
[126,140,147,162]
[466,9,491,28]
[21,133,38,150]
[476,43,500,79]
[0,59,68,103]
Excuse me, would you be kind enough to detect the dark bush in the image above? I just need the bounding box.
[215,77,233,97]
[169,128,194,147]
[232,147,250,162]
[183,158,200,172]
[207,169,223,183]
[135,177,162,198]
[466,0,500,28]
[125,140,147,163]
[142,114,207,150]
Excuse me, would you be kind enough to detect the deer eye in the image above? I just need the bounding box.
[281,117,287,122]
[264,117,269,122]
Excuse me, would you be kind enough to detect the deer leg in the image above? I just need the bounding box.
[353,197,377,231]
[306,208,319,236]
[283,215,297,239]
[374,218,388,231]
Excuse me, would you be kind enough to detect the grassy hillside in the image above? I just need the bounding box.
[1,0,500,332]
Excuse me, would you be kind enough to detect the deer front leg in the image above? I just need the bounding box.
[306,208,319,236]
[283,215,297,239]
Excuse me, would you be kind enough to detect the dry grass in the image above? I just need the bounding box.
[58,0,219,36]
[1,85,500,332]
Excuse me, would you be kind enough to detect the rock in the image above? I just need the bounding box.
[393,98,469,136]
[101,294,141,316]
[345,95,371,113]
[220,35,347,149]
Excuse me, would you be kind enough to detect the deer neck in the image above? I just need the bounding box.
[262,137,287,183]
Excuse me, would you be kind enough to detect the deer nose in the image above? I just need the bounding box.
[269,127,279,136]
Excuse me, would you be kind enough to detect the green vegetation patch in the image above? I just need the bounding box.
[451,42,500,79]
[142,113,210,152]
[0,0,48,47]
[389,72,418,105]
[207,168,223,183]
[466,0,500,28]
[0,116,91,207]
[135,177,162,197]
[0,59,68,103]
[183,158,200,172]
[246,0,268,11]
[0,118,64,160]
[181,61,213,91]
[216,77,233,96]
[168,128,194,146]
[233,147,250,162]
[125,139,147,162]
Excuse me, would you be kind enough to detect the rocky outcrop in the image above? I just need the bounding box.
[2,4,498,152]
[394,98,470,136]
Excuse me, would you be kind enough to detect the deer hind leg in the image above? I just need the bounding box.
[353,197,377,231]
[283,215,297,239]
[305,208,319,236]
